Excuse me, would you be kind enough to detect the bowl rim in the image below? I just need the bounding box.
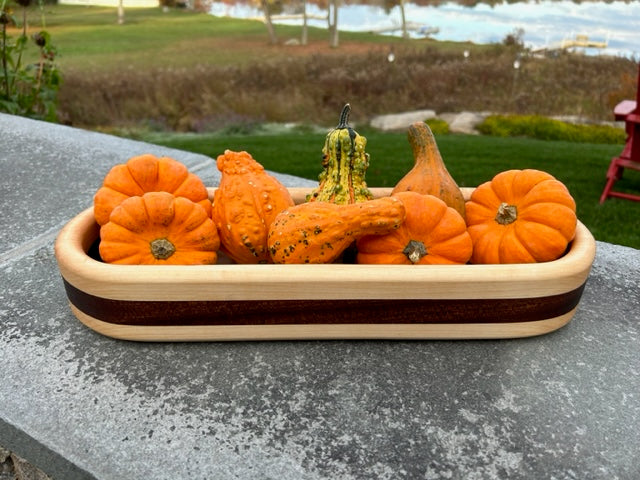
[54,187,596,302]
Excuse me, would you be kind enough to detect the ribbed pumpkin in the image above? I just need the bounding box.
[268,196,406,264]
[94,154,211,226]
[465,169,577,264]
[99,191,219,265]
[212,150,294,264]
[356,192,472,265]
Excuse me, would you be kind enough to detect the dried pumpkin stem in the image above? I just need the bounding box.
[495,202,518,225]
[150,238,176,260]
[403,239,428,264]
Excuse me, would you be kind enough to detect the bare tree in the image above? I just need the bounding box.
[328,0,338,48]
[399,0,408,39]
[259,0,279,44]
[301,0,308,45]
[381,0,408,39]
[117,0,124,24]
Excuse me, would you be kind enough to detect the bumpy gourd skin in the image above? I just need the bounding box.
[213,150,294,264]
[308,104,373,204]
[268,196,406,264]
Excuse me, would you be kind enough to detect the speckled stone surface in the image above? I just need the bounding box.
[1,113,639,480]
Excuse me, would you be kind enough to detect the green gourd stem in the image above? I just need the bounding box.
[337,103,351,129]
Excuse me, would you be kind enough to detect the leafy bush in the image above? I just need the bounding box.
[425,118,450,135]
[476,114,626,144]
[0,0,61,122]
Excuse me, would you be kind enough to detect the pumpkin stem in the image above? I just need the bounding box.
[403,239,428,264]
[150,238,176,260]
[495,202,518,225]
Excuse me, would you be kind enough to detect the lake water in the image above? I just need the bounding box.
[210,0,640,58]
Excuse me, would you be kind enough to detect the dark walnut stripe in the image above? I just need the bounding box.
[62,279,586,327]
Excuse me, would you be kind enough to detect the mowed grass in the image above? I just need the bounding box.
[136,128,640,250]
[21,5,413,71]
[22,6,271,69]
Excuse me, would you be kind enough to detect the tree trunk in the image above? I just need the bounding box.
[399,0,408,39]
[329,0,339,48]
[301,0,308,45]
[261,0,278,45]
[117,0,124,25]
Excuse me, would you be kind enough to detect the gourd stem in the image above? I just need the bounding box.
[403,239,428,264]
[495,202,518,225]
[150,238,176,260]
[337,103,351,129]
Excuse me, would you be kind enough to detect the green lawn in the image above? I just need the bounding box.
[19,5,417,71]
[135,128,640,250]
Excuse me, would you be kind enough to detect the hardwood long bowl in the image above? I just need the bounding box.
[54,188,596,341]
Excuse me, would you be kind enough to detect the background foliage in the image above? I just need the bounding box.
[0,0,60,121]
[9,5,639,131]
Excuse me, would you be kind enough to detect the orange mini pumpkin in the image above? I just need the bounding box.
[99,191,219,265]
[465,169,577,264]
[94,154,211,226]
[356,192,472,265]
[212,150,294,264]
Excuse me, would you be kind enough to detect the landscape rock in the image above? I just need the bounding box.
[0,450,51,480]
[440,111,491,134]
[371,110,490,134]
[10,454,52,480]
[370,109,436,130]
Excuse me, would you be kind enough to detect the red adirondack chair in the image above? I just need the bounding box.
[600,63,640,203]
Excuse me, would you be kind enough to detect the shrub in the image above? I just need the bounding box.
[0,1,61,122]
[476,114,626,144]
[425,118,450,135]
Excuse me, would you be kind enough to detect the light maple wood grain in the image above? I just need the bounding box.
[69,304,577,342]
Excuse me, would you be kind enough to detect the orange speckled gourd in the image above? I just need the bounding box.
[99,191,219,265]
[357,192,472,265]
[93,154,211,226]
[212,150,295,264]
[465,169,577,264]
[268,196,406,264]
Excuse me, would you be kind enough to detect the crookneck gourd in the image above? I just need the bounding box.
[392,122,466,220]
[268,196,406,264]
[308,104,373,204]
[99,191,219,265]
[93,154,211,226]
[465,169,577,264]
[357,192,472,265]
[212,150,295,264]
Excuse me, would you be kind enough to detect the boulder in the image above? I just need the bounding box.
[370,109,436,131]
[440,111,490,135]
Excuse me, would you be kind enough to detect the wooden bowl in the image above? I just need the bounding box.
[54,188,596,341]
